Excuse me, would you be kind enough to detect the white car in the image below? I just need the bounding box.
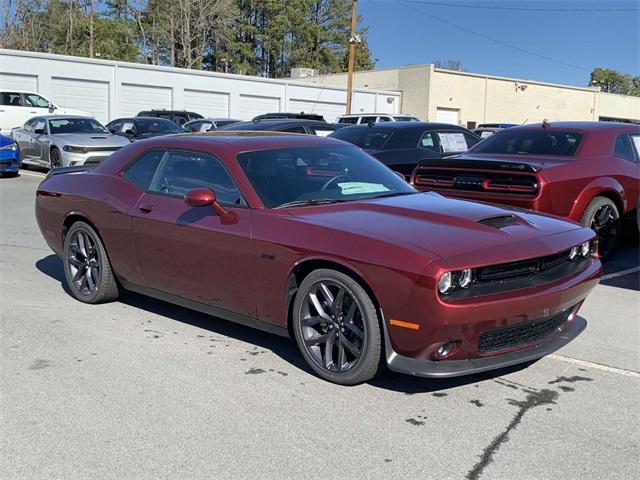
[0,91,92,133]
[336,113,421,125]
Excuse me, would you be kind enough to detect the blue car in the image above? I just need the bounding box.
[0,133,20,176]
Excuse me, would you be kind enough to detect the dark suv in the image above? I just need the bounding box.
[136,110,203,126]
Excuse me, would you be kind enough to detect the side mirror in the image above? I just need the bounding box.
[34,128,46,135]
[184,188,227,215]
[109,128,116,134]
[48,102,56,112]
[124,129,135,135]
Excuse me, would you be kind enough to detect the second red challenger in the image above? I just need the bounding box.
[36,133,601,385]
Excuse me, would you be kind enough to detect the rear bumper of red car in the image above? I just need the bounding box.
[384,314,585,378]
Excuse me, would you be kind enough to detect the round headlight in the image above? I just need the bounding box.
[580,241,590,257]
[458,268,473,288]
[438,272,453,294]
[569,246,578,260]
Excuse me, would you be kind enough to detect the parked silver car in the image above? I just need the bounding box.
[12,116,130,168]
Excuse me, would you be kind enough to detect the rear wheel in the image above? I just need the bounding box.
[292,269,383,385]
[580,197,620,260]
[63,221,119,304]
[50,147,62,169]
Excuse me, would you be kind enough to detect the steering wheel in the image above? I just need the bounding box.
[321,174,352,191]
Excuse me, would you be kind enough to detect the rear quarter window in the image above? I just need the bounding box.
[122,150,165,190]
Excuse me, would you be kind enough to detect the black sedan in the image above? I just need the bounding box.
[329,122,480,179]
[217,119,337,136]
[105,117,185,142]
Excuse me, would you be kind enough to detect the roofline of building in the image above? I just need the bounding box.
[0,49,402,96]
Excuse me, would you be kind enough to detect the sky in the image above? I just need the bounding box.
[359,0,640,87]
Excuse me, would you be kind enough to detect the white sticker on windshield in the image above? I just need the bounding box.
[338,182,390,195]
[438,132,468,153]
[35,121,46,131]
[480,131,494,139]
[199,124,210,132]
[315,129,333,137]
[121,122,134,133]
[631,135,640,156]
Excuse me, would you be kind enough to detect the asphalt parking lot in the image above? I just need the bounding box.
[1,170,639,480]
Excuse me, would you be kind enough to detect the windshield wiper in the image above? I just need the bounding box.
[368,191,417,200]
[274,199,347,209]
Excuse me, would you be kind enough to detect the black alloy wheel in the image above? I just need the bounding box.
[63,221,119,304]
[292,269,383,385]
[50,147,62,169]
[581,197,620,260]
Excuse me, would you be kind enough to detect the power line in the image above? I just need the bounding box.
[403,0,640,13]
[396,0,591,72]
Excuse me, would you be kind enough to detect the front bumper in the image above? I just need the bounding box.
[61,150,117,167]
[385,315,586,378]
[0,150,20,172]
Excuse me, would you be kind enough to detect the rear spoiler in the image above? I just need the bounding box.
[45,165,94,179]
[416,158,540,173]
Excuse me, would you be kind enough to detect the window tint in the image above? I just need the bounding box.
[330,128,391,149]
[378,116,393,122]
[107,121,122,133]
[419,132,438,151]
[338,117,358,124]
[281,126,307,134]
[472,130,583,156]
[173,113,190,125]
[361,116,377,124]
[135,118,184,134]
[614,134,636,161]
[464,132,480,150]
[123,150,164,189]
[1,92,22,106]
[150,150,242,205]
[24,94,49,108]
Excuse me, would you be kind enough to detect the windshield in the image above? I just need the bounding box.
[237,145,416,208]
[472,129,583,156]
[135,118,184,135]
[48,118,108,134]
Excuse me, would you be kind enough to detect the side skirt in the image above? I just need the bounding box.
[121,281,290,338]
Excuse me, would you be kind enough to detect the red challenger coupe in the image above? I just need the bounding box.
[411,122,640,258]
[36,133,601,385]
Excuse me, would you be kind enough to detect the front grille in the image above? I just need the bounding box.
[84,146,122,153]
[478,307,573,353]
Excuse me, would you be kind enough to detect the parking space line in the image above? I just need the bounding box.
[548,354,640,378]
[601,266,640,281]
[19,171,46,178]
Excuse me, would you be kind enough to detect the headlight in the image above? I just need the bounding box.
[579,241,591,257]
[568,246,578,260]
[458,268,473,288]
[0,143,17,151]
[62,145,85,153]
[438,272,453,294]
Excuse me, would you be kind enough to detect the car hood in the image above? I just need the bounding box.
[288,192,581,258]
[433,153,572,172]
[52,133,130,147]
[57,107,93,117]
[0,134,15,147]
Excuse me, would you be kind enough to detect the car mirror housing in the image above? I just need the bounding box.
[184,188,227,216]
[34,128,46,135]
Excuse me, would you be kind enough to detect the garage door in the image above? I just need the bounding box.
[0,73,38,91]
[119,84,172,118]
[238,94,280,120]
[289,99,345,123]
[184,89,229,118]
[52,77,109,123]
[436,107,459,125]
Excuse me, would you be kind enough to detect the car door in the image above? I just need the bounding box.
[0,92,26,131]
[30,118,48,164]
[22,93,51,119]
[128,149,256,317]
[12,119,34,159]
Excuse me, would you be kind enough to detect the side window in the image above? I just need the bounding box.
[338,117,358,124]
[24,94,49,108]
[361,116,377,124]
[629,134,640,162]
[150,150,242,205]
[123,150,165,190]
[201,121,214,132]
[419,132,438,152]
[173,113,189,126]
[156,112,172,120]
[1,92,23,106]
[464,132,480,150]
[185,121,202,132]
[281,126,307,134]
[613,134,635,162]
[309,126,335,137]
[378,116,393,122]
[107,121,122,133]
[24,118,38,131]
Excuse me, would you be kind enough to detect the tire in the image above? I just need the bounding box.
[292,269,383,385]
[580,196,620,260]
[63,221,119,304]
[50,147,62,169]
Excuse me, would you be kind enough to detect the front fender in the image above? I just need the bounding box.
[568,177,625,222]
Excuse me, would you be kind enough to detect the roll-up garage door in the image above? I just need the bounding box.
[184,89,229,118]
[0,73,38,91]
[51,77,109,123]
[435,108,460,125]
[238,94,280,120]
[119,84,172,118]
[289,99,345,123]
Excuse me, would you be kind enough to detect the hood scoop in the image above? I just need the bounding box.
[478,215,518,229]
[90,136,108,139]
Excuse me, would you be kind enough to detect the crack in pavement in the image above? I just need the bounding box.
[465,389,559,480]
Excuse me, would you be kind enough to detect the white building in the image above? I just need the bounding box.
[0,49,401,125]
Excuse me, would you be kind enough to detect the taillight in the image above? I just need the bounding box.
[482,178,538,193]
[414,175,454,187]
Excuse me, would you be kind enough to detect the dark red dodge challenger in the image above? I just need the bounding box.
[36,133,601,385]
[411,122,640,258]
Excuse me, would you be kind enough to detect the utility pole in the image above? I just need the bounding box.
[346,0,359,114]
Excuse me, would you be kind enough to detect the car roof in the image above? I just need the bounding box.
[220,119,335,130]
[0,90,42,94]
[510,121,640,131]
[335,121,469,130]
[34,115,95,120]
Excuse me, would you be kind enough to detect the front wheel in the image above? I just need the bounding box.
[50,147,62,169]
[63,221,119,304]
[580,197,620,260]
[292,269,383,385]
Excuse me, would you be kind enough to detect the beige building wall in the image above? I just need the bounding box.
[297,64,640,126]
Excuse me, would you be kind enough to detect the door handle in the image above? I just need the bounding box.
[138,204,155,213]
